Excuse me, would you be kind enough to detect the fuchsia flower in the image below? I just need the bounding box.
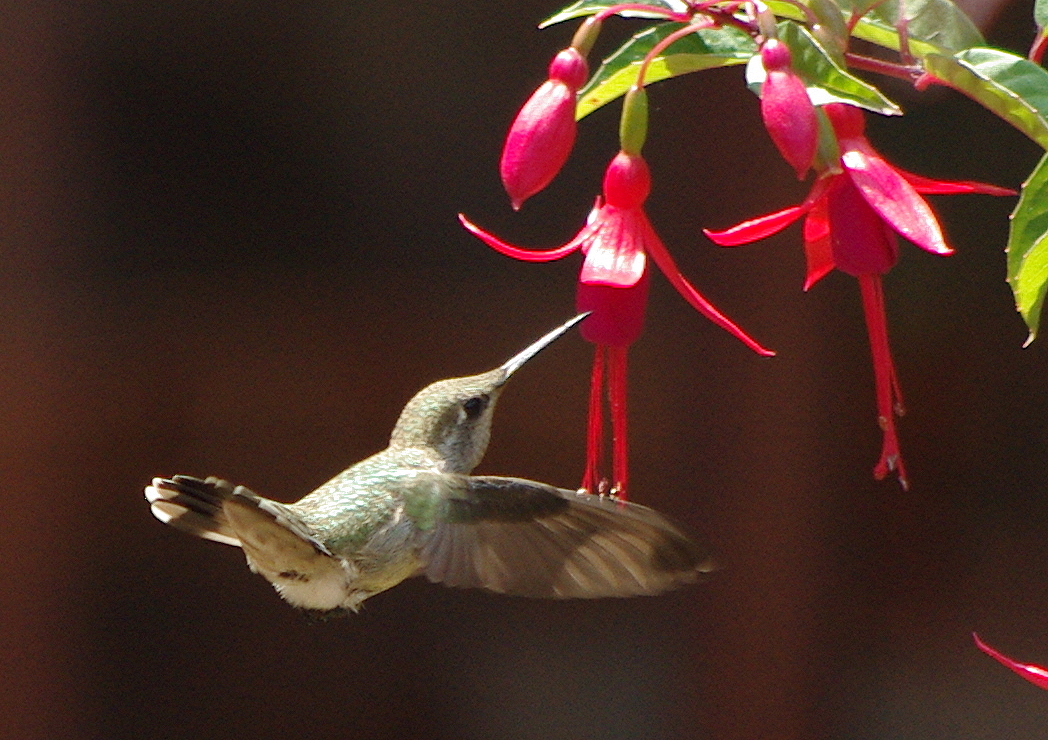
[500,46,589,210]
[705,102,1013,488]
[462,142,773,496]
[974,634,1048,690]
[758,38,817,178]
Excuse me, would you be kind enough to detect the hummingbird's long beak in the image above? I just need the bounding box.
[499,312,590,381]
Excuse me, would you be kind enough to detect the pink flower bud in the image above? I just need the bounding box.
[759,40,817,179]
[602,151,651,209]
[823,102,865,139]
[549,47,588,89]
[760,38,792,71]
[499,48,588,210]
[576,269,651,347]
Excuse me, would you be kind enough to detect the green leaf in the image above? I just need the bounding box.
[576,23,755,119]
[1036,0,1048,30]
[924,48,1048,150]
[767,0,983,56]
[806,0,851,62]
[746,22,901,115]
[1007,152,1048,344]
[541,0,679,28]
[842,0,983,54]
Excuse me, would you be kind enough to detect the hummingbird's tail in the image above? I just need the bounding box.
[147,475,351,612]
[146,475,244,546]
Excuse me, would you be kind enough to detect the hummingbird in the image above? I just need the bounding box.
[146,314,712,616]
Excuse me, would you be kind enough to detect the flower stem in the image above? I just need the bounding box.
[858,273,908,490]
[636,19,716,88]
[843,53,923,81]
[1030,28,1048,64]
[769,0,819,27]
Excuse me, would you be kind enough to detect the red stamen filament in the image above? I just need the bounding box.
[583,345,606,494]
[581,344,631,499]
[859,274,908,490]
[608,345,629,499]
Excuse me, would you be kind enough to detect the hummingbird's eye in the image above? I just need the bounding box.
[462,395,489,419]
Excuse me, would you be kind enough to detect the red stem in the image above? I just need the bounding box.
[895,0,913,65]
[1030,28,1048,65]
[636,19,716,87]
[766,0,820,27]
[843,53,923,82]
[847,0,893,35]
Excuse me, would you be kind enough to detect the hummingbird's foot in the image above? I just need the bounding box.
[298,607,353,624]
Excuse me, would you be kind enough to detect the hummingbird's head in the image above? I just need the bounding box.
[387,313,589,473]
[389,369,508,473]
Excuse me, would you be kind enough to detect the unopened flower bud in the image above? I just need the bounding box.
[499,48,588,210]
[823,101,866,139]
[549,47,589,89]
[759,39,817,179]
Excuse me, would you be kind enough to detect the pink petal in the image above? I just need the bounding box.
[974,633,1048,691]
[644,221,775,357]
[578,208,647,288]
[802,199,834,291]
[895,167,1016,196]
[577,270,650,347]
[841,148,952,256]
[826,176,899,276]
[458,213,585,262]
[703,205,807,246]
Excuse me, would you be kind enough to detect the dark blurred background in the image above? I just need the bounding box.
[4,0,1048,738]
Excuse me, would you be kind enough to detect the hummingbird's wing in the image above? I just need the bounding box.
[416,476,714,598]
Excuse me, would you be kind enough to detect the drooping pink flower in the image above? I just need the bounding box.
[462,150,773,495]
[758,39,817,179]
[705,103,1014,488]
[974,633,1048,690]
[500,47,589,210]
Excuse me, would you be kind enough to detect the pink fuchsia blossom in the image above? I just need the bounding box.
[758,39,817,179]
[462,149,773,495]
[464,151,773,356]
[500,47,589,210]
[974,633,1048,690]
[705,103,1014,488]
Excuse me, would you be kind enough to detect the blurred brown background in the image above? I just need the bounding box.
[4,1,1048,738]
